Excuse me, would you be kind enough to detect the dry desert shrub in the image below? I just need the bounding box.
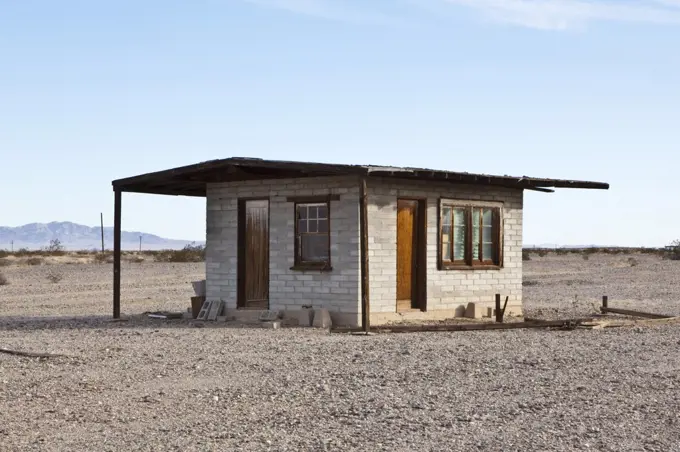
[45,270,63,283]
[0,272,8,286]
[522,251,531,261]
[94,252,113,264]
[153,243,205,263]
[26,257,44,266]
[0,258,10,267]
[627,257,639,267]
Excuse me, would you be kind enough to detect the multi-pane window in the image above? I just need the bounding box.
[295,202,330,266]
[440,202,501,268]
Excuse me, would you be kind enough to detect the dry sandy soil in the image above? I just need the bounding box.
[1,254,679,451]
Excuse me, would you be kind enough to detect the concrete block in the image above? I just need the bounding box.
[297,308,314,327]
[464,303,479,319]
[312,308,332,328]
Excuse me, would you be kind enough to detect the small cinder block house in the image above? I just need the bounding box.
[111,158,608,327]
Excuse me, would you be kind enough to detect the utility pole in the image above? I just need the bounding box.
[100,213,105,253]
[139,235,142,252]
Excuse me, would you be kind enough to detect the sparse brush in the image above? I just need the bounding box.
[43,238,66,256]
[664,240,680,261]
[582,253,590,261]
[94,252,112,264]
[153,243,205,263]
[26,257,44,266]
[522,251,531,261]
[0,258,10,267]
[45,271,63,283]
[627,257,639,267]
[0,272,8,286]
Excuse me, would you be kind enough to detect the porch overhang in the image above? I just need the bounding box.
[111,157,610,197]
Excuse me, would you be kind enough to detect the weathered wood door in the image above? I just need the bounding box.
[238,199,269,309]
[396,199,422,312]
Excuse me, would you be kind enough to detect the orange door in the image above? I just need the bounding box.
[396,199,418,311]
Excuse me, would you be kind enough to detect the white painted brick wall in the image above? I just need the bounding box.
[367,177,523,313]
[205,173,524,325]
[205,176,361,321]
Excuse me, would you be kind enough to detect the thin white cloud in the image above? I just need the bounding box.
[242,0,680,30]
[243,0,405,25]
[441,0,680,30]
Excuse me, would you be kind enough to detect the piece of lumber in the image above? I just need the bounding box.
[600,306,672,319]
[332,319,586,334]
[584,316,680,329]
[0,348,67,358]
[207,300,222,321]
[196,299,212,320]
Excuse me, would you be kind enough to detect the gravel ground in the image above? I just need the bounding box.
[523,253,680,319]
[0,261,204,317]
[1,254,680,451]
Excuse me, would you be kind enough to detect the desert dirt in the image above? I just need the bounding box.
[1,253,679,451]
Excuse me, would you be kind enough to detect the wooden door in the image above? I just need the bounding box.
[396,199,420,312]
[238,199,269,309]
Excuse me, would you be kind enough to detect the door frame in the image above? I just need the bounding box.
[237,197,270,309]
[396,197,427,312]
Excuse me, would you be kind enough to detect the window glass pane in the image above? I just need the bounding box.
[307,219,318,233]
[441,224,451,241]
[483,243,496,262]
[301,234,329,262]
[298,219,307,233]
[297,206,308,220]
[453,208,464,225]
[442,241,451,261]
[308,206,318,219]
[318,219,328,233]
[472,208,480,260]
[483,226,493,243]
[453,208,466,261]
[442,207,452,226]
[482,208,494,226]
[318,205,328,219]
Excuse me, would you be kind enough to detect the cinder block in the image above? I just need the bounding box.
[297,308,314,327]
[464,302,485,319]
[312,308,332,328]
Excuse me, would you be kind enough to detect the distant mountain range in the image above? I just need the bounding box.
[0,222,203,251]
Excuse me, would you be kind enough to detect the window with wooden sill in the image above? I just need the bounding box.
[439,200,502,270]
[291,201,332,271]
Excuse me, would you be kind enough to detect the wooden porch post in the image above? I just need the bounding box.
[113,189,122,319]
[360,177,370,332]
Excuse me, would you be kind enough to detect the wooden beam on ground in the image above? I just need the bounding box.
[0,347,67,358]
[333,319,587,334]
[600,306,672,319]
[113,189,122,319]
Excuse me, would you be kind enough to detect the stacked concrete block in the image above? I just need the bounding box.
[367,177,524,321]
[205,176,362,326]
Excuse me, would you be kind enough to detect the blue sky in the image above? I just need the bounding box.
[1,0,679,246]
